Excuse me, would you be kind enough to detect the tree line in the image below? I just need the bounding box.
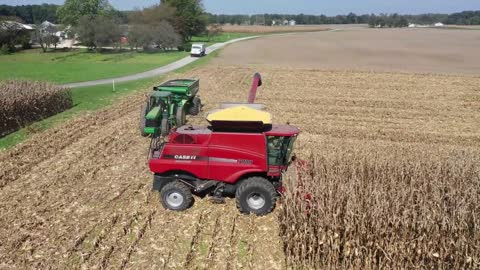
[0,4,60,24]
[206,11,480,26]
[2,4,480,27]
[1,0,207,53]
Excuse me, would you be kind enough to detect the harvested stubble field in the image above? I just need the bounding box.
[0,65,479,269]
[214,27,480,75]
[0,80,72,137]
[221,24,329,33]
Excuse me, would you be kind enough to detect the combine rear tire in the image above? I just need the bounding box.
[139,104,148,137]
[176,107,186,127]
[160,119,169,137]
[160,181,193,211]
[236,177,277,216]
[188,97,201,115]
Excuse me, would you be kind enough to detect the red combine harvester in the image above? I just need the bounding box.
[149,73,300,216]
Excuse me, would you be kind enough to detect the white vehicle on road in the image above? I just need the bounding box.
[191,43,206,57]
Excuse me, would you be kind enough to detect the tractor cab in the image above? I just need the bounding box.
[140,79,202,138]
[144,92,171,136]
[266,131,297,167]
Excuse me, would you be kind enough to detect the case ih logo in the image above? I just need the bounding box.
[174,155,197,160]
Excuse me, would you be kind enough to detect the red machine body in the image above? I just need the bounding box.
[149,124,300,184]
[148,72,301,216]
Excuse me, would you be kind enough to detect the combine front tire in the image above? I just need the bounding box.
[160,181,193,211]
[236,177,277,216]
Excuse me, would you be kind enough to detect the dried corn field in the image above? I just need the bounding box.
[1,27,480,269]
[0,80,72,137]
[1,65,478,269]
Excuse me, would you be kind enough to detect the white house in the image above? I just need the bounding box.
[289,20,296,26]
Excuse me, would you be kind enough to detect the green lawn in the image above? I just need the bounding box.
[0,45,223,151]
[0,33,255,84]
[0,49,188,84]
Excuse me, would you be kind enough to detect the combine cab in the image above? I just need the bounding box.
[148,73,301,216]
[140,79,202,137]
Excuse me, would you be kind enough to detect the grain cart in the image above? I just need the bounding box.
[148,73,301,216]
[140,79,201,137]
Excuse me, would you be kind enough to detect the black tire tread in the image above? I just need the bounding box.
[235,177,277,216]
[188,97,201,115]
[139,104,148,137]
[160,181,193,211]
[176,106,186,127]
[160,118,169,137]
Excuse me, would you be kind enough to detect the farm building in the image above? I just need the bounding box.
[0,20,34,32]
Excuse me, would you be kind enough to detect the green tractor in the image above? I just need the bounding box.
[140,79,201,137]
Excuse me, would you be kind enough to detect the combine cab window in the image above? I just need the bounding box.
[267,136,296,166]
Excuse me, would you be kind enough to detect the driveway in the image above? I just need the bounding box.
[61,36,259,88]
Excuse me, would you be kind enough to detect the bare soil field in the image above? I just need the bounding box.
[221,24,330,33]
[213,27,480,75]
[1,65,479,269]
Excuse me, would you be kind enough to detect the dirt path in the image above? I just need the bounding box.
[61,36,259,89]
[0,74,284,269]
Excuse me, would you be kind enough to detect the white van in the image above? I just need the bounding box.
[191,43,206,57]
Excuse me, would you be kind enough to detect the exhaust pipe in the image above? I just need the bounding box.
[247,73,262,104]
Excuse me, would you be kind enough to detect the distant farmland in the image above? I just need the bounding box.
[221,24,330,33]
[0,28,478,269]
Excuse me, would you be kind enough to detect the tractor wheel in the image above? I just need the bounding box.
[160,118,169,137]
[139,104,148,137]
[160,181,193,211]
[235,177,277,216]
[188,97,202,115]
[176,107,186,127]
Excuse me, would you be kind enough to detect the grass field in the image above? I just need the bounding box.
[0,49,188,84]
[0,33,254,84]
[0,45,224,151]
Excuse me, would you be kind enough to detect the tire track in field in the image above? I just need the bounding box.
[119,210,156,270]
[183,212,207,269]
[0,67,289,269]
[0,97,143,189]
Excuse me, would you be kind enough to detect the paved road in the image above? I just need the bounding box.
[61,36,259,88]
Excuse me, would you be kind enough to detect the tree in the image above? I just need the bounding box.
[0,20,31,53]
[162,0,207,41]
[128,4,175,25]
[35,23,55,52]
[128,24,153,50]
[206,24,222,41]
[76,15,122,50]
[155,20,182,49]
[57,0,113,26]
[128,20,181,51]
